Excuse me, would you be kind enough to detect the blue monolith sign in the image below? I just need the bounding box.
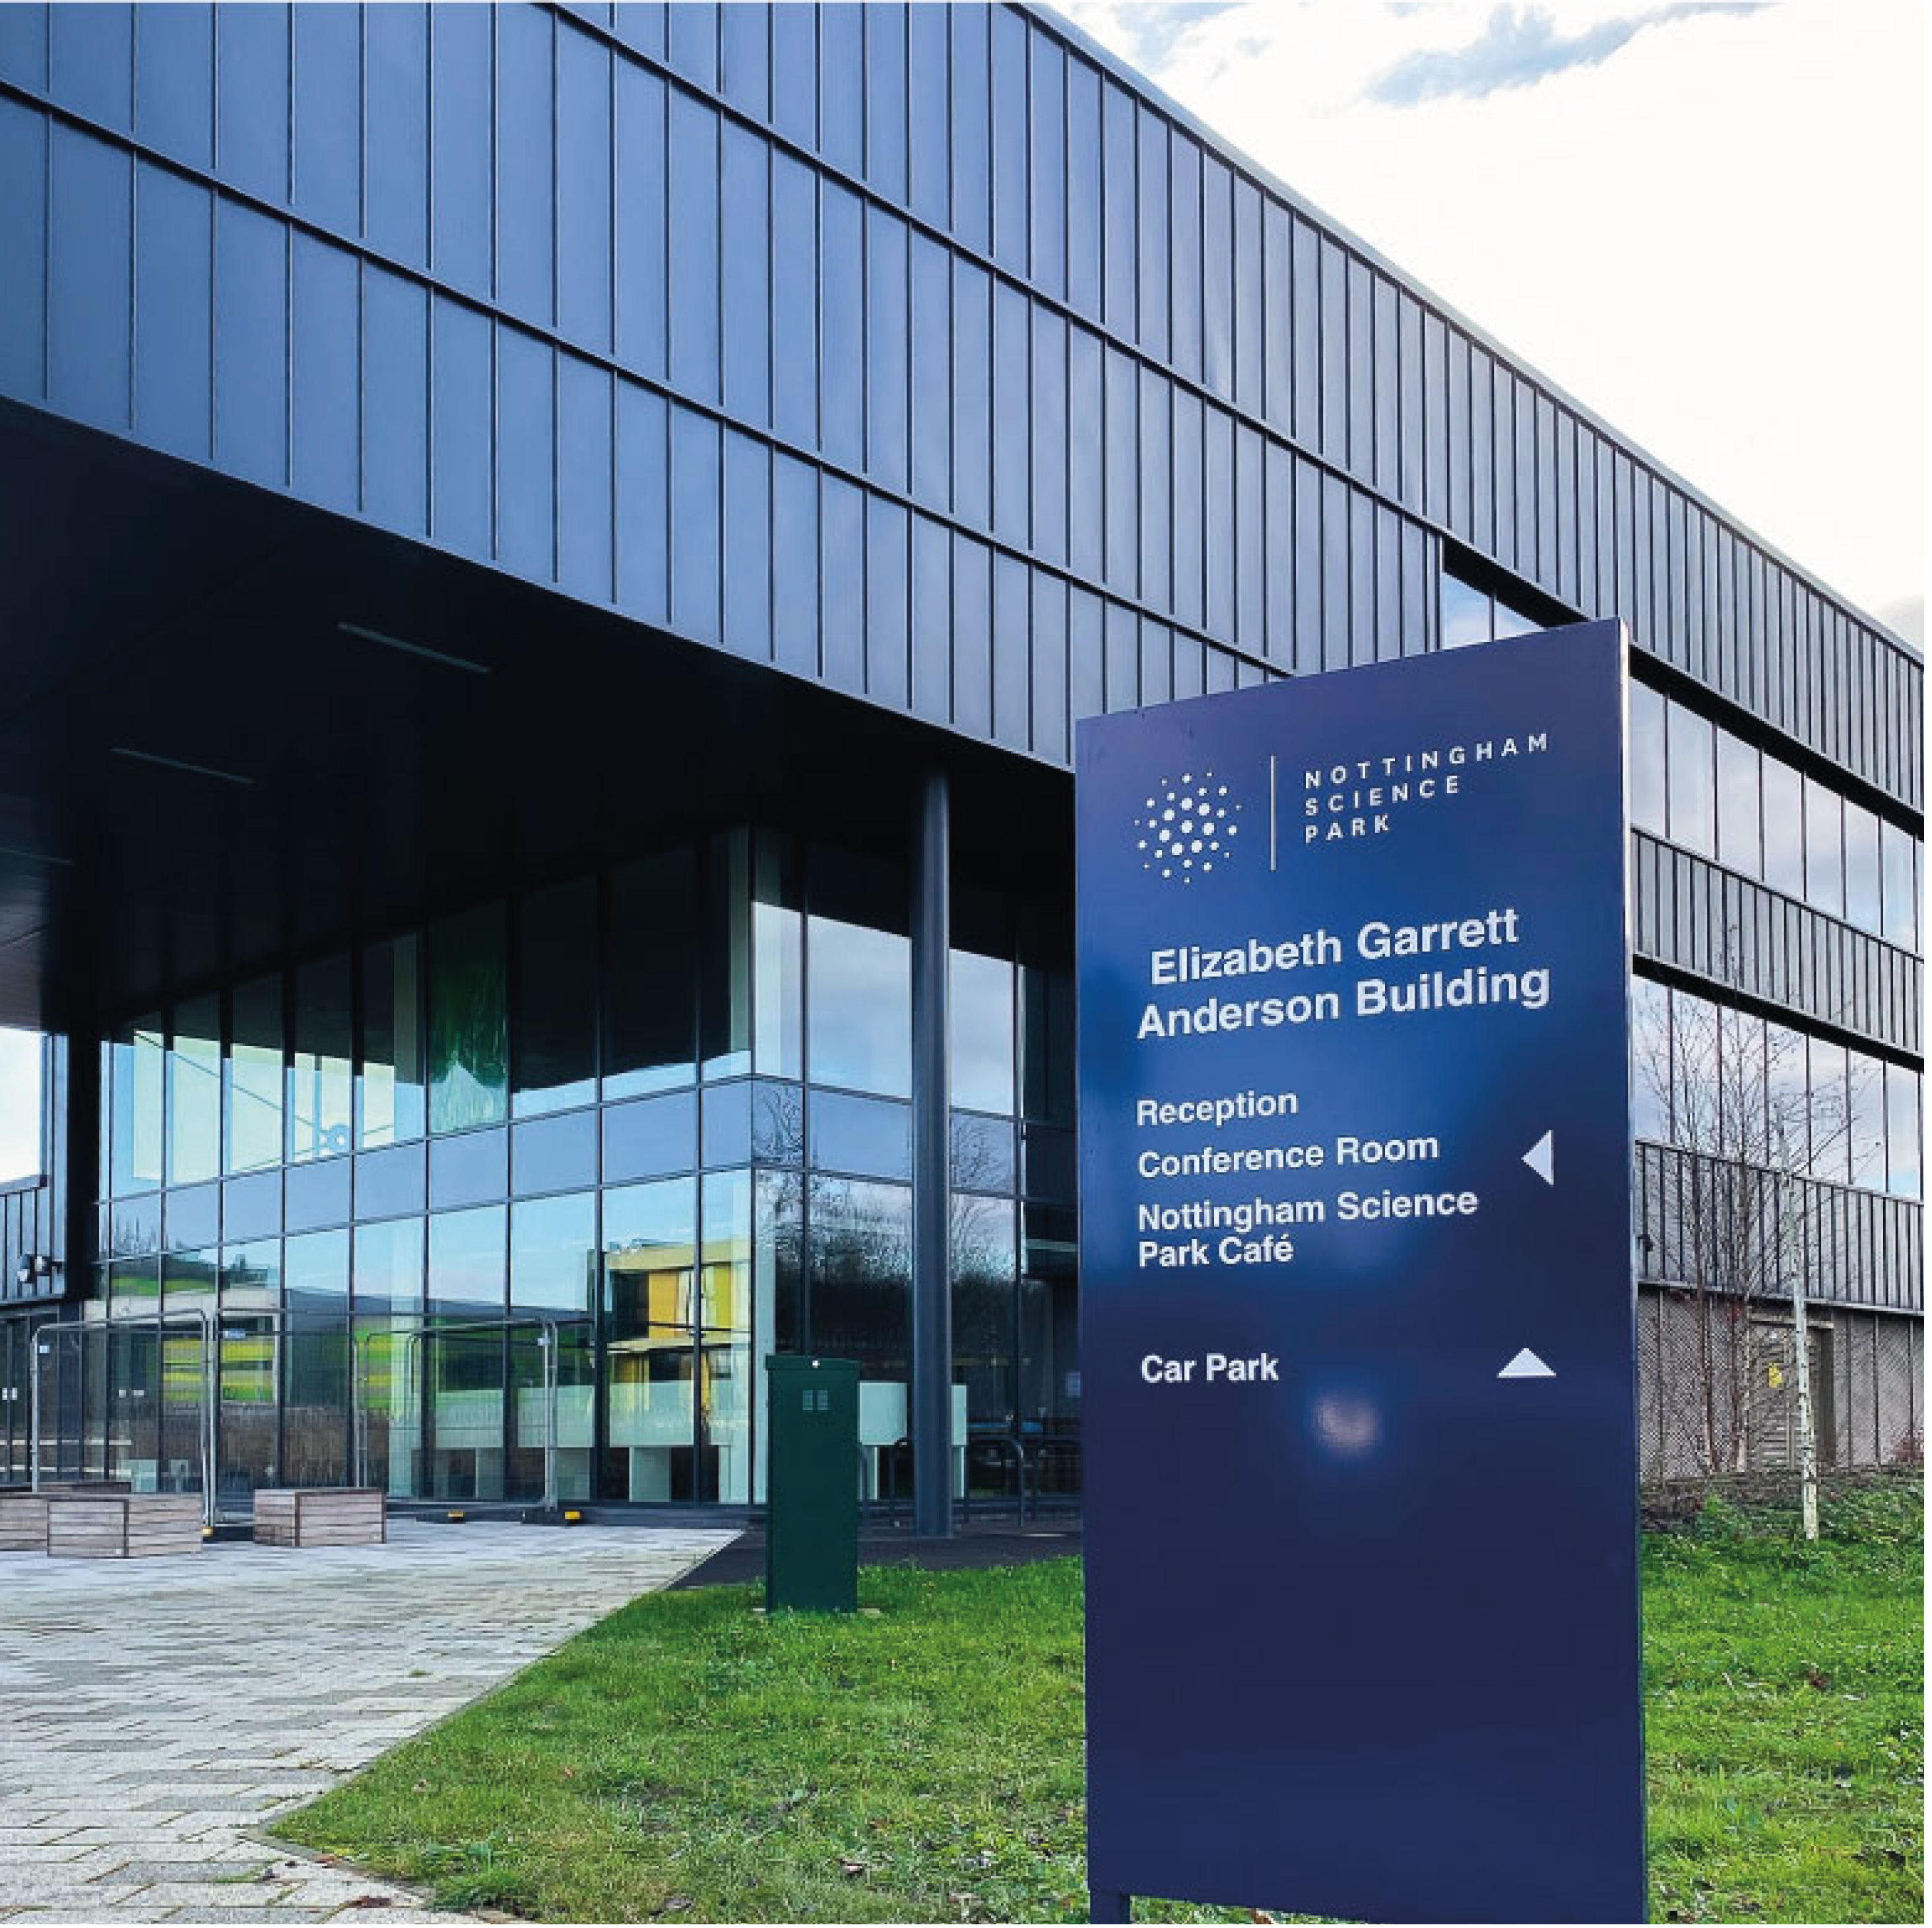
[1076,621,1644,1925]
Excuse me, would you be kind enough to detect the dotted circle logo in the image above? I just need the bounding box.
[1135,772,1241,884]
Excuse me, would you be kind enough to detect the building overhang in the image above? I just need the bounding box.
[0,399,1073,1035]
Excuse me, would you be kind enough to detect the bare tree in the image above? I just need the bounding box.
[1632,971,1877,1534]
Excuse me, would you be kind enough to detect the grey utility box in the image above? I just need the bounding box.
[765,1355,859,1613]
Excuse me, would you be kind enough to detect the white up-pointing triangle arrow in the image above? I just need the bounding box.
[1522,1130,1554,1185]
[1498,1348,1555,1379]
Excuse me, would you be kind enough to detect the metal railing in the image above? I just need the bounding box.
[28,1310,220,1528]
[350,1313,593,1512]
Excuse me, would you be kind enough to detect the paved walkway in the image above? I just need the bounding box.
[0,1519,737,1923]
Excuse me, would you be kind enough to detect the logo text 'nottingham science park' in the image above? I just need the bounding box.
[1134,773,1243,884]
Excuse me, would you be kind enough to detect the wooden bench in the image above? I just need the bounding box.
[253,1487,387,1548]
[0,1483,135,1553]
[45,1493,203,1559]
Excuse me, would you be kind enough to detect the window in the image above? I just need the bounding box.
[428,904,507,1134]
[225,975,283,1174]
[1665,701,1715,856]
[1626,684,1665,838]
[289,954,352,1162]
[359,935,425,1149]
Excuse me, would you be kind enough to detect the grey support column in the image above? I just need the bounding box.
[910,767,953,1538]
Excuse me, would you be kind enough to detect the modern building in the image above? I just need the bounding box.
[0,2,1919,1518]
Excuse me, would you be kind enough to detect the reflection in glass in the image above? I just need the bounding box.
[754,900,803,1078]
[1802,778,1842,919]
[1440,571,1491,650]
[1628,978,1671,1143]
[953,1191,1015,1432]
[1760,755,1803,899]
[602,1177,696,1500]
[808,1178,911,1380]
[953,1111,1016,1194]
[359,935,426,1148]
[1714,731,1760,879]
[807,916,911,1095]
[169,996,221,1187]
[1805,1038,1848,1182]
[750,1168,804,1508]
[112,1015,165,1195]
[703,831,754,1079]
[1848,1056,1886,1192]
[1021,961,1075,1124]
[284,1229,350,1486]
[510,1191,597,1314]
[513,878,598,1116]
[429,904,509,1134]
[1665,701,1715,856]
[428,1204,507,1318]
[607,848,697,1098]
[425,1204,507,1500]
[951,948,1015,1113]
[1019,1202,1079,1429]
[218,1238,282,1500]
[1842,801,1881,936]
[353,1217,424,1496]
[289,954,353,1163]
[701,1169,753,1503]
[1880,823,1918,949]
[1885,1068,1921,1199]
[810,1089,912,1179]
[1764,1022,1809,1169]
[1626,684,1665,838]
[226,975,284,1174]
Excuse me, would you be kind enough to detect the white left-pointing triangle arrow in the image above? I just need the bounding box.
[1498,1347,1555,1379]
[1522,1130,1554,1184]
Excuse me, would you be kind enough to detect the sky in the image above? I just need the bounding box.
[1056,0,1925,643]
[0,0,1921,1183]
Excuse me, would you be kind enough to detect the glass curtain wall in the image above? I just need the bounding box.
[89,827,1080,1506]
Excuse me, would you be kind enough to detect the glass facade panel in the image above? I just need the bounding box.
[510,1190,596,1314]
[1803,777,1843,919]
[602,1176,696,1501]
[953,1190,1016,1438]
[1440,567,1489,650]
[513,878,598,1116]
[1842,800,1881,934]
[168,996,221,1187]
[283,1227,349,1487]
[606,847,697,1097]
[810,1089,912,1180]
[808,1178,911,1382]
[953,1111,1017,1195]
[428,1202,506,1318]
[1805,1037,1848,1183]
[1626,684,1665,837]
[1886,1067,1921,1199]
[807,916,910,1096]
[112,1014,165,1195]
[951,948,1015,1115]
[1665,700,1715,856]
[428,903,508,1134]
[359,934,426,1149]
[1760,754,1804,899]
[352,1215,423,1494]
[1848,1054,1887,1192]
[225,975,283,1174]
[1714,730,1760,879]
[702,831,754,1078]
[1628,977,1671,1143]
[1019,1202,1079,1435]
[288,953,352,1163]
[1880,821,1918,949]
[700,1168,754,1503]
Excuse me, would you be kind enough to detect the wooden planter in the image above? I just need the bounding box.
[253,1487,387,1547]
[45,1493,203,1559]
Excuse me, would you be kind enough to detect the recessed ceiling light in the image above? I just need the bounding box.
[337,621,490,675]
[108,747,254,787]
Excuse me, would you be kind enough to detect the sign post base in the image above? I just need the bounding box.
[1089,1888,1132,1923]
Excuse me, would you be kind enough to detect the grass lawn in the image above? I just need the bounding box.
[274,1477,1923,1924]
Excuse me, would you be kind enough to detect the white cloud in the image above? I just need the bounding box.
[1054,0,1925,637]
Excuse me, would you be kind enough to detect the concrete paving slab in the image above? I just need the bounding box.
[0,1518,734,1923]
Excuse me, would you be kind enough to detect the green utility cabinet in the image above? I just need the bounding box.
[765,1355,859,1613]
